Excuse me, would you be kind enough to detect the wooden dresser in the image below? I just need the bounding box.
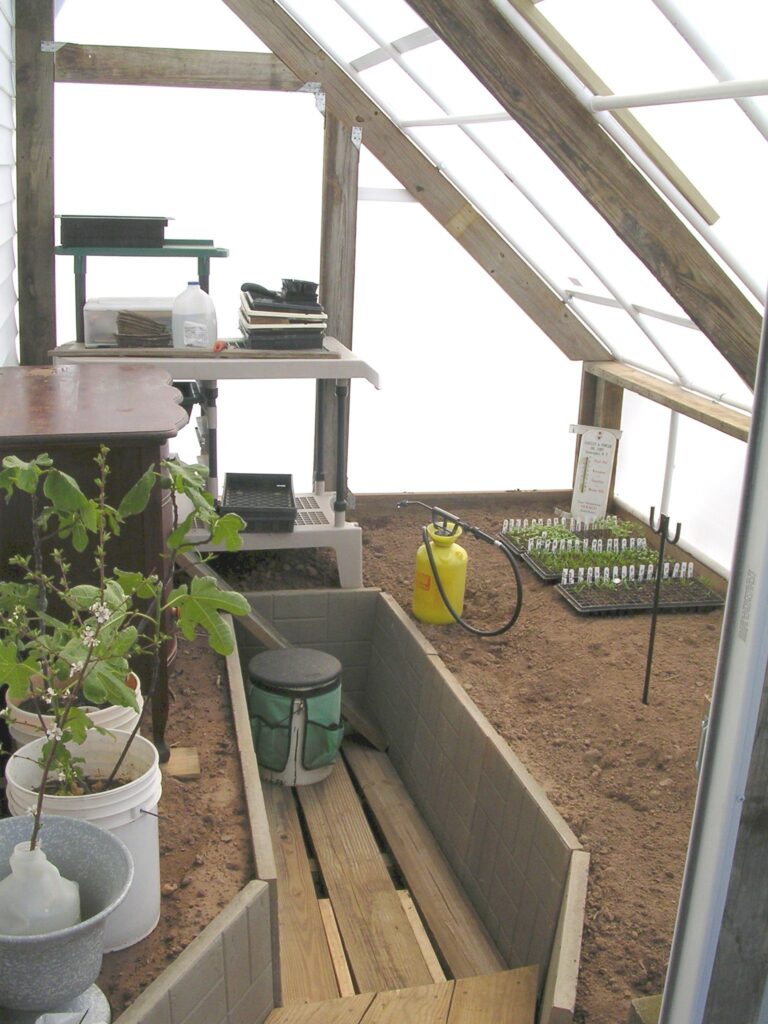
[0,363,188,758]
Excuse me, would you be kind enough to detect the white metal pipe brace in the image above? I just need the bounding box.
[490,0,764,303]
[651,0,768,145]
[590,76,768,111]
[659,298,768,1023]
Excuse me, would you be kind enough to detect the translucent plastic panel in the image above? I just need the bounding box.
[566,301,673,375]
[358,147,411,191]
[633,318,754,410]
[359,62,446,123]
[55,0,267,50]
[331,0,426,49]
[279,0,381,65]
[615,391,745,573]
[403,40,507,117]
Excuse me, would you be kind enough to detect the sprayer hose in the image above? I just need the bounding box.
[422,525,523,637]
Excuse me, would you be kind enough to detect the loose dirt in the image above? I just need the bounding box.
[97,490,725,1024]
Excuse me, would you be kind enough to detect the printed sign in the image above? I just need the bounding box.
[570,425,622,522]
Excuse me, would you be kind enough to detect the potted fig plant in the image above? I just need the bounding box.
[0,446,250,951]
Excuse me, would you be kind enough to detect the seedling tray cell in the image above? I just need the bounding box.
[521,550,566,582]
[221,473,297,532]
[555,579,725,616]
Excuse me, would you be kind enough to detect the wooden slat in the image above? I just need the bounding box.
[362,981,454,1023]
[296,760,434,993]
[405,0,762,387]
[585,360,750,442]
[221,0,608,363]
[344,740,506,979]
[447,967,538,1024]
[398,891,447,984]
[164,746,201,781]
[263,782,340,1004]
[506,0,718,226]
[54,43,304,91]
[266,992,375,1024]
[53,342,340,360]
[318,898,356,998]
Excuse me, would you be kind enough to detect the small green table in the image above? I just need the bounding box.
[55,238,229,343]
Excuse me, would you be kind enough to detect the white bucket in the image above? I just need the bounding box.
[5,690,144,750]
[5,729,162,952]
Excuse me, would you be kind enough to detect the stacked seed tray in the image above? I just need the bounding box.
[500,515,724,615]
[239,278,327,350]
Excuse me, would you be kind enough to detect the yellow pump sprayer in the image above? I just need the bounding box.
[397,501,524,637]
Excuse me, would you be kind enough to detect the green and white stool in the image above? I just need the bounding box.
[246,648,343,786]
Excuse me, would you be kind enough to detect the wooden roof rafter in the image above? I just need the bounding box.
[405,0,762,389]
[219,0,609,364]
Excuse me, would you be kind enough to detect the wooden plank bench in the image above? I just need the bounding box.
[295,758,435,993]
[344,738,506,979]
[265,967,539,1023]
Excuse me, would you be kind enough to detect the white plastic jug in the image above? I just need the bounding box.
[0,841,81,935]
[172,281,217,349]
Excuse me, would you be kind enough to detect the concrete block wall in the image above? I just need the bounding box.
[238,588,379,698]
[233,587,587,1024]
[365,593,585,992]
[114,880,274,1024]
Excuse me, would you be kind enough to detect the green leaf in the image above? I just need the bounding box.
[113,569,158,600]
[0,641,40,699]
[66,584,102,610]
[117,465,156,520]
[167,517,194,552]
[0,456,42,494]
[65,706,91,744]
[83,659,137,710]
[173,576,249,654]
[210,512,246,552]
[43,468,89,512]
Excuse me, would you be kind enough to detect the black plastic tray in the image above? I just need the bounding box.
[221,473,297,532]
[60,215,168,247]
[556,578,725,616]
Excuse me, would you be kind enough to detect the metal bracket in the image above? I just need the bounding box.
[300,81,326,114]
[41,40,65,53]
[351,126,363,150]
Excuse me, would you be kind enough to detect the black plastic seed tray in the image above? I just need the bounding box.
[520,550,567,582]
[556,579,725,616]
[221,473,297,532]
[59,215,169,247]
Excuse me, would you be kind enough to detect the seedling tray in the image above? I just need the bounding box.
[556,579,725,616]
[221,473,297,532]
[521,550,565,582]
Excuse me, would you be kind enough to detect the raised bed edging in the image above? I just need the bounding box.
[236,588,589,1024]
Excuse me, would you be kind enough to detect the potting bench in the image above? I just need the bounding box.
[52,340,380,589]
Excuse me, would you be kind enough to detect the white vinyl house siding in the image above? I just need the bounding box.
[0,0,16,366]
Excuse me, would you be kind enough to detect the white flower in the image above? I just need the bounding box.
[90,601,111,624]
[45,726,63,741]
[81,626,96,648]
[57,771,66,782]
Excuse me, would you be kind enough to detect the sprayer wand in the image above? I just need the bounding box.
[396,500,523,636]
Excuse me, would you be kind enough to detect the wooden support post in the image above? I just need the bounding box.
[573,364,623,507]
[317,109,360,495]
[16,0,57,365]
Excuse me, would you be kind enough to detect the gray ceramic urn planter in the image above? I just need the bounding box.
[0,814,134,1012]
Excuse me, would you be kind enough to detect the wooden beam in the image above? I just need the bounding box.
[316,110,360,494]
[16,0,56,365]
[585,361,750,442]
[54,43,304,91]
[574,366,623,506]
[221,0,608,363]
[405,0,762,387]
[506,0,718,226]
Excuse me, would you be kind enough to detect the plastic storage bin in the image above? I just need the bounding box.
[84,297,173,348]
[221,473,297,532]
[246,648,343,786]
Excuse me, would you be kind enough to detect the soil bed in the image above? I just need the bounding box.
[65,489,726,1024]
